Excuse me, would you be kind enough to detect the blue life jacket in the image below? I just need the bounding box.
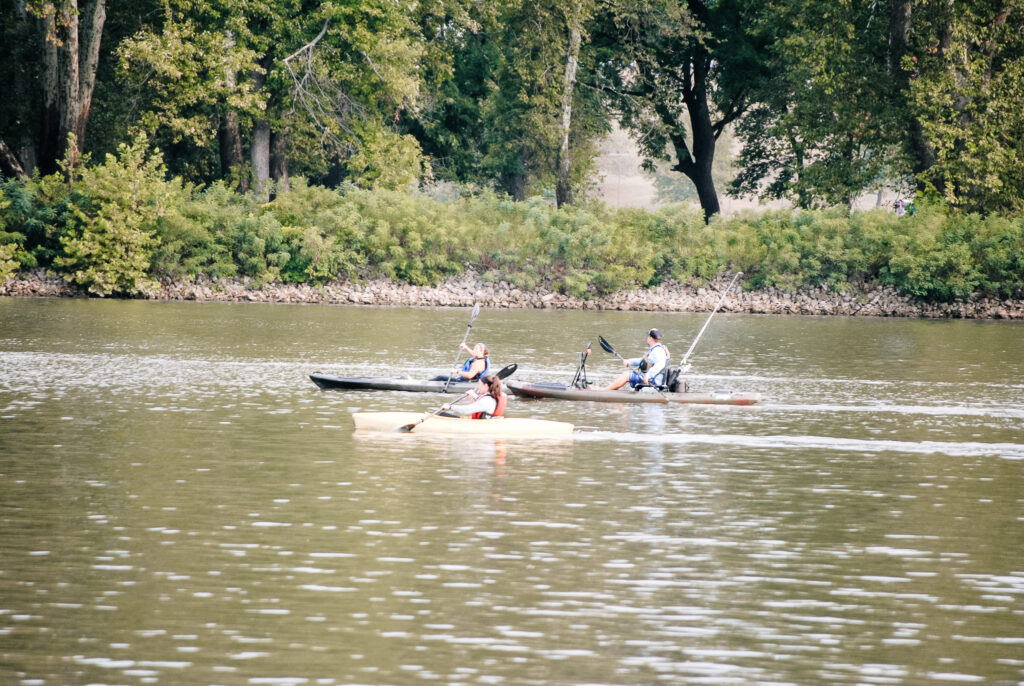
[460,356,490,380]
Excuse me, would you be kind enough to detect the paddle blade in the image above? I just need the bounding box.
[598,336,617,355]
[468,302,481,324]
[397,423,416,433]
[496,363,517,379]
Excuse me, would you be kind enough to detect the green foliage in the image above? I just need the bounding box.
[152,183,240,279]
[49,135,188,296]
[876,202,1024,302]
[0,190,20,282]
[2,146,1022,303]
[730,0,903,209]
[909,2,1024,215]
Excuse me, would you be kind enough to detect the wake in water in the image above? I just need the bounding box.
[574,430,1024,460]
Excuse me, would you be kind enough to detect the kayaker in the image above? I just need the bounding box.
[440,374,507,419]
[599,329,670,390]
[432,342,490,381]
[456,342,491,380]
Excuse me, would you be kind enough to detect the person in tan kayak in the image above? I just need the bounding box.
[440,374,507,418]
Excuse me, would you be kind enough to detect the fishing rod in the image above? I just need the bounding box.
[678,272,743,372]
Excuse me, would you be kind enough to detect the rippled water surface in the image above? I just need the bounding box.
[1,298,1022,685]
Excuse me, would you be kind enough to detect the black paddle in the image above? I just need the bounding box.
[397,363,517,433]
[598,336,627,364]
[599,335,667,397]
[443,303,482,393]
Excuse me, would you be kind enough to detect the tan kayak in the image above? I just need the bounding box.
[352,412,574,436]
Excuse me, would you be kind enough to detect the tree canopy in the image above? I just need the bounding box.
[1,0,1022,218]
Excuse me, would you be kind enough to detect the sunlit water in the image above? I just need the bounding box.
[1,298,1022,685]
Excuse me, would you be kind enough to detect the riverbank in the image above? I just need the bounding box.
[2,269,1022,319]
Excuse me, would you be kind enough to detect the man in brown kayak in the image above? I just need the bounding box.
[598,329,670,391]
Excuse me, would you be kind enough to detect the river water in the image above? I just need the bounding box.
[1,298,1022,685]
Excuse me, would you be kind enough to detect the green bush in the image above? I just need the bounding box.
[2,142,1022,302]
[0,190,20,281]
[49,135,187,295]
[879,203,982,302]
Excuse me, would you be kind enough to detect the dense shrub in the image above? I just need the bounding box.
[1,140,1022,301]
[47,136,188,295]
[0,189,20,281]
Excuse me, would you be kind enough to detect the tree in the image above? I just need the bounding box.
[415,0,604,201]
[117,7,262,186]
[908,0,1024,214]
[653,125,737,205]
[592,0,774,222]
[730,0,1024,215]
[0,0,109,176]
[49,135,174,296]
[282,1,426,189]
[555,1,602,207]
[397,1,497,184]
[729,0,905,209]
[118,0,427,191]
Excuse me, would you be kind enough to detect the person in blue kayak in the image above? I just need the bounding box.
[440,374,507,418]
[431,342,490,382]
[599,329,670,390]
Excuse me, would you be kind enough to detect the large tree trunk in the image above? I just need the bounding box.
[219,32,248,192]
[555,24,581,208]
[61,1,83,151]
[511,150,528,202]
[38,11,62,175]
[251,121,271,200]
[36,0,106,175]
[219,113,247,190]
[10,0,38,175]
[889,0,935,186]
[270,130,289,195]
[76,0,106,141]
[686,111,720,221]
[667,119,720,222]
[508,175,527,202]
[250,57,272,200]
[658,89,721,221]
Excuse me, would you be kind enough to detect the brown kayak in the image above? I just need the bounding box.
[507,380,761,405]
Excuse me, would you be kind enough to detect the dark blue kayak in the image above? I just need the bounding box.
[310,363,517,394]
[309,373,479,394]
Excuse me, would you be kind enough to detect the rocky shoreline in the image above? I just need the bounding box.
[3,269,1022,319]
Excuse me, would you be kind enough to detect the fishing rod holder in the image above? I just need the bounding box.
[570,343,592,388]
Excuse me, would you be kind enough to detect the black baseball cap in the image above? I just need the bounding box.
[648,328,662,340]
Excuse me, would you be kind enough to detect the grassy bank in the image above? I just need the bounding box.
[2,138,1023,302]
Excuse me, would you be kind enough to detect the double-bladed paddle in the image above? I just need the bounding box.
[397,363,517,433]
[442,303,482,393]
